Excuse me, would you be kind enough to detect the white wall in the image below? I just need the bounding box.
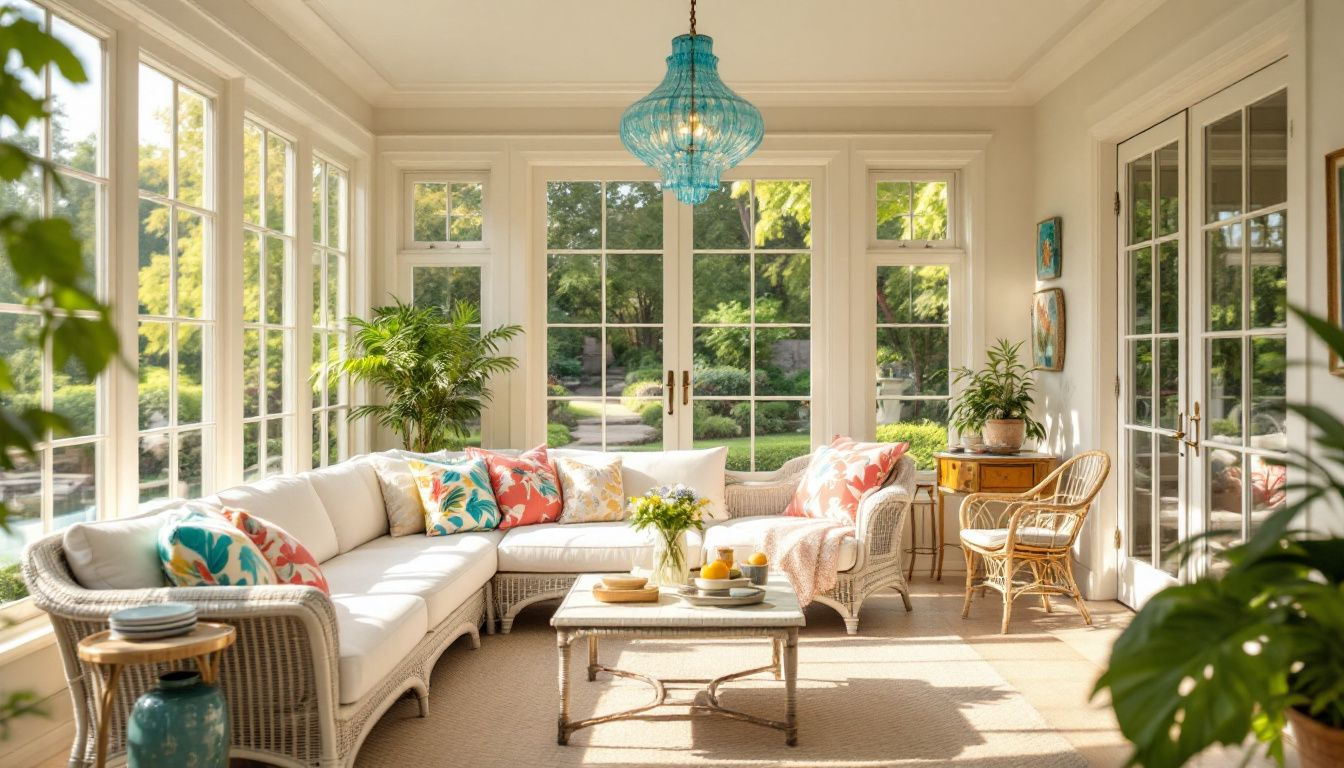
[1031,0,1343,598]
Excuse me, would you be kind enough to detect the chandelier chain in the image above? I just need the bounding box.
[690,0,696,35]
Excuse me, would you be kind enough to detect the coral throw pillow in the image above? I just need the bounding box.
[784,436,909,523]
[408,456,500,535]
[223,508,330,595]
[158,511,277,587]
[555,456,625,524]
[465,445,562,530]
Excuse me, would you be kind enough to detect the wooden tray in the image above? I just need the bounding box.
[592,585,660,603]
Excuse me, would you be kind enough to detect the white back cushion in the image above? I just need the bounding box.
[550,446,729,520]
[303,458,387,554]
[208,475,340,563]
[63,503,179,589]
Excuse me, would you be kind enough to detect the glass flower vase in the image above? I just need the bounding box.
[651,529,690,587]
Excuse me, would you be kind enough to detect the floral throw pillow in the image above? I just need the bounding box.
[784,436,909,523]
[158,510,277,587]
[465,445,562,530]
[555,456,625,524]
[223,508,329,595]
[408,456,500,535]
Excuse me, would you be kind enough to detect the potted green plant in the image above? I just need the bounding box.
[334,300,521,453]
[949,339,1045,454]
[1094,308,1344,768]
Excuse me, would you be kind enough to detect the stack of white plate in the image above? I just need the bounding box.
[109,603,197,641]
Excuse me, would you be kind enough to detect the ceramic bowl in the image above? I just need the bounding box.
[694,576,750,592]
[739,562,769,586]
[600,575,648,591]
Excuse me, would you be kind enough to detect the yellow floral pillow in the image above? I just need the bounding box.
[555,456,625,523]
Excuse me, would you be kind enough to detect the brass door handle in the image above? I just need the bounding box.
[1184,401,1201,457]
[665,370,675,416]
[682,370,690,406]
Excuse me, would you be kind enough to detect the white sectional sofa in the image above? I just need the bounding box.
[22,448,914,768]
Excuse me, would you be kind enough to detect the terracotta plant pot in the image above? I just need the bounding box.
[1287,707,1344,768]
[982,419,1026,454]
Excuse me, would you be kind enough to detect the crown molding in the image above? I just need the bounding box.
[240,0,1177,112]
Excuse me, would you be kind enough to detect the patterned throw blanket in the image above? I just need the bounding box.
[761,517,855,606]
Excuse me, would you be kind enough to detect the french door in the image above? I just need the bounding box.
[1117,62,1290,608]
[538,168,820,472]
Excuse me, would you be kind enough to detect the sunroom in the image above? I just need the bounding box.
[1,1,1342,767]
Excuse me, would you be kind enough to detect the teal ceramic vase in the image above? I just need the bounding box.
[127,670,229,767]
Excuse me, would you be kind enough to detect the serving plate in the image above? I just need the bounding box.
[676,585,766,607]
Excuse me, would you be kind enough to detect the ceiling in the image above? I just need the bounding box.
[247,0,1168,108]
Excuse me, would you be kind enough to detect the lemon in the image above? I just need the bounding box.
[748,552,768,566]
[701,559,730,580]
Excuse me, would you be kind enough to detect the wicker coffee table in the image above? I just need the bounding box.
[551,573,805,746]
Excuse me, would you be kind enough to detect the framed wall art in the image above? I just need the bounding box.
[1036,216,1062,280]
[1032,288,1065,372]
[1328,147,1344,375]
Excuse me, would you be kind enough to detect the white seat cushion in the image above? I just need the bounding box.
[331,593,428,705]
[702,515,858,572]
[321,531,502,625]
[206,475,340,563]
[303,458,388,554]
[550,447,729,520]
[960,527,1071,550]
[496,521,704,573]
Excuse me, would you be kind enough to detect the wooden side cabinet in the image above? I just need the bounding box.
[930,451,1058,579]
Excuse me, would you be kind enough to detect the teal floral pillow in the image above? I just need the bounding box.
[158,511,277,587]
[408,457,500,535]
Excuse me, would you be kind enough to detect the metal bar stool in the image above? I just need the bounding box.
[906,482,942,580]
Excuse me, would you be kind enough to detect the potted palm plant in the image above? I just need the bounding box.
[334,300,522,453]
[1094,308,1344,768]
[949,339,1045,454]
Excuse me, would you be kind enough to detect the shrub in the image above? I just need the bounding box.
[547,423,573,447]
[0,562,27,604]
[695,415,741,440]
[549,358,583,380]
[639,401,663,429]
[876,421,948,470]
[692,367,755,397]
[548,400,579,428]
[621,380,663,412]
[624,367,663,386]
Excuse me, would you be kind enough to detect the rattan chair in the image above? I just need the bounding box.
[958,450,1111,634]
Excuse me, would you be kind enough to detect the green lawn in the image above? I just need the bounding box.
[603,432,810,472]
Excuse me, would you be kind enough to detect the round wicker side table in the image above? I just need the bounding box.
[77,622,235,768]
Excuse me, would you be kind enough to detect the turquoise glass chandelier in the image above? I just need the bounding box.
[619,0,764,205]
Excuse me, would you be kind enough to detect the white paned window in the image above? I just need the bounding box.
[241,119,294,480]
[312,156,349,467]
[407,176,484,248]
[689,180,813,471]
[875,264,952,470]
[137,64,215,502]
[872,173,954,247]
[0,3,106,605]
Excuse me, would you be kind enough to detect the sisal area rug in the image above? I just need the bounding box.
[357,592,1087,767]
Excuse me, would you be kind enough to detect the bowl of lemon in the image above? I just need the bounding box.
[694,558,750,593]
[739,552,769,586]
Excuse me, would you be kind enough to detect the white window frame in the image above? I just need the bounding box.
[240,117,297,480]
[0,1,110,619]
[134,60,218,503]
[403,171,488,250]
[868,170,958,250]
[865,171,967,457]
[311,153,350,468]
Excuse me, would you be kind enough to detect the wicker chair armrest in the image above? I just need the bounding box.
[723,454,811,518]
[1002,502,1086,551]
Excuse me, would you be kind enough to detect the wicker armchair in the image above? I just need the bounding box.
[21,530,487,768]
[725,453,917,633]
[958,450,1111,634]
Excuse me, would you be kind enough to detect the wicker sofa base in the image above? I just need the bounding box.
[23,529,492,768]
